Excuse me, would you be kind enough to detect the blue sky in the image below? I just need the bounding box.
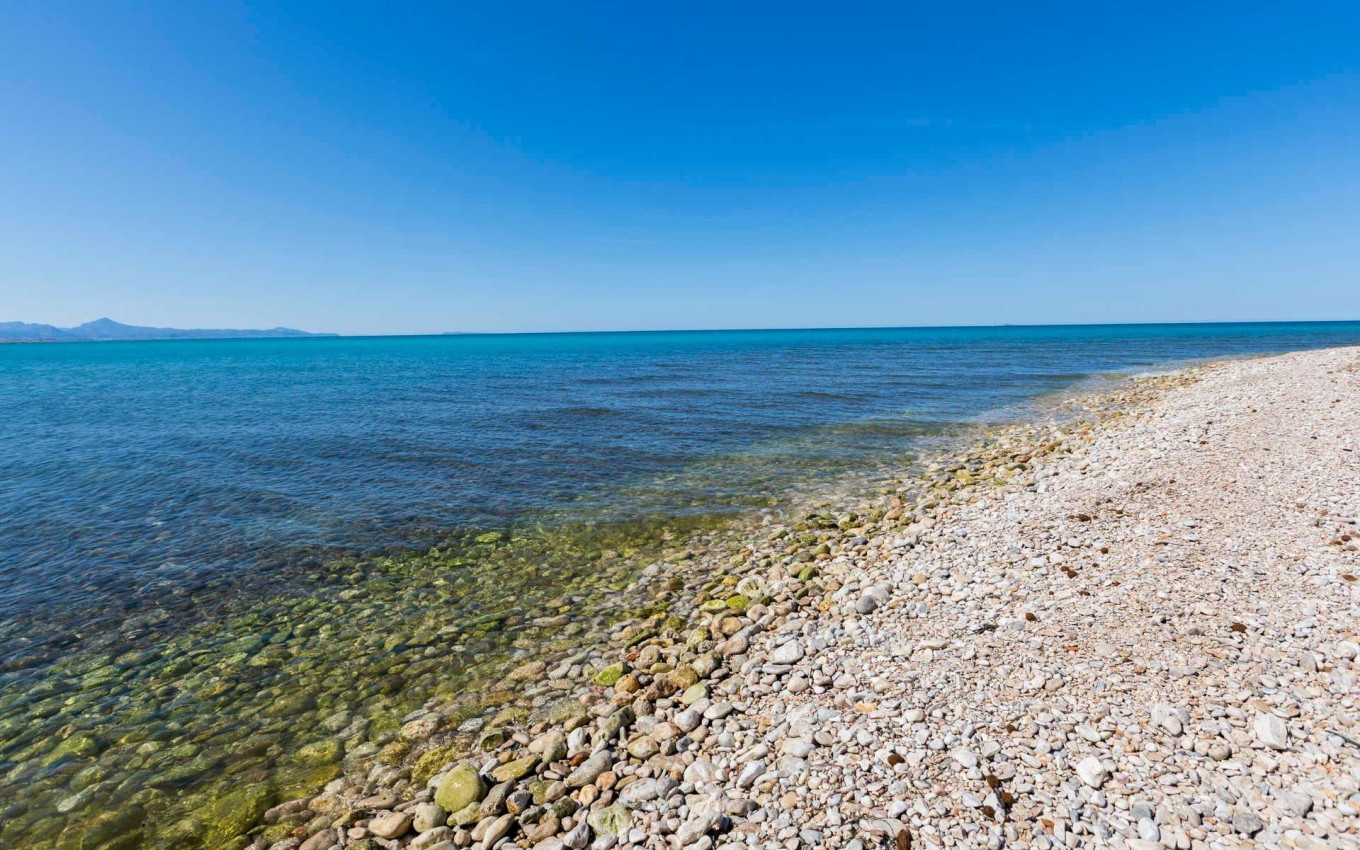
[1,1,1358,334]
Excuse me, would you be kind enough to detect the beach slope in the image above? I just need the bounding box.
[710,346,1360,850]
[258,346,1360,850]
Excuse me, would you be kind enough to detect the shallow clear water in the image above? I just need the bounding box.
[4,321,1360,849]
[4,322,1360,664]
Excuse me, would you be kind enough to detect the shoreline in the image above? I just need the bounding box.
[247,347,1359,850]
[15,347,1360,850]
[1,362,1195,850]
[222,366,1200,849]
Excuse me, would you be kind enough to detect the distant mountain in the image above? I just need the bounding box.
[0,318,336,342]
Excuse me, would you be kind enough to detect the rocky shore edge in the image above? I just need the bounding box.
[218,366,1203,850]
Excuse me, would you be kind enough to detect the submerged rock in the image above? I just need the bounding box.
[201,785,275,846]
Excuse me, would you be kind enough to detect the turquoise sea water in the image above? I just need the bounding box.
[3,321,1360,667]
[4,321,1360,849]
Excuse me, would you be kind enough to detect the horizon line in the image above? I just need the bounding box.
[7,316,1360,344]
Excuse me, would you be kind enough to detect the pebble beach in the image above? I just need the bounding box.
[9,3,1360,847]
[203,346,1360,850]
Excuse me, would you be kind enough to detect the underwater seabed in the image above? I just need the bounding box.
[0,511,740,849]
[0,423,939,850]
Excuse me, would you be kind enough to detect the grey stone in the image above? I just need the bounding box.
[566,751,612,788]
[1232,811,1264,835]
[370,811,413,840]
[769,641,805,665]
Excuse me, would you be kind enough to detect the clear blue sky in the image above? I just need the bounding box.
[2,1,1358,334]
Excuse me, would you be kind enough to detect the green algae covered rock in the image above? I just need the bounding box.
[528,779,559,805]
[43,734,100,766]
[152,817,206,848]
[294,737,343,766]
[679,683,708,705]
[491,754,539,783]
[477,728,508,751]
[668,665,700,690]
[448,801,482,827]
[434,762,486,813]
[531,698,587,727]
[587,803,631,837]
[200,785,274,846]
[412,744,459,786]
[57,804,145,850]
[592,662,627,686]
[377,739,412,765]
[489,704,529,727]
